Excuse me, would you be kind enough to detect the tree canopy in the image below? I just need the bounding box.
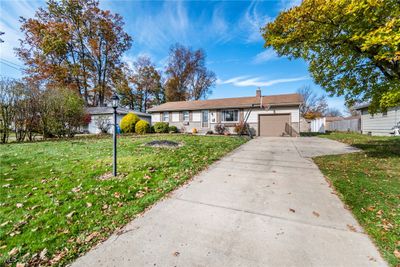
[165,44,216,102]
[262,0,400,112]
[17,0,132,106]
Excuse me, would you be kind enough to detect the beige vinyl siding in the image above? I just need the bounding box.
[244,106,300,123]
[361,107,399,136]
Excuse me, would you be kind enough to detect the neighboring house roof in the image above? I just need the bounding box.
[86,107,151,117]
[325,116,344,122]
[353,103,370,110]
[147,93,303,112]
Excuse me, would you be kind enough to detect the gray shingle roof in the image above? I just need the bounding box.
[86,107,151,117]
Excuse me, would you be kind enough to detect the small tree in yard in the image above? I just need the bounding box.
[95,115,111,134]
[40,88,85,138]
[153,122,169,133]
[120,113,140,133]
[0,78,17,143]
[135,120,150,135]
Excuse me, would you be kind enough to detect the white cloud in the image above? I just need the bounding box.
[218,75,309,87]
[252,48,279,64]
[239,1,272,43]
[0,1,42,61]
[279,0,302,11]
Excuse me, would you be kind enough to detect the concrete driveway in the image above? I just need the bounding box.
[73,137,386,267]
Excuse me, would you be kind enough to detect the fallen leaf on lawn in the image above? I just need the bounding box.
[1,221,9,227]
[312,211,320,217]
[394,249,400,259]
[16,263,25,267]
[86,202,92,208]
[85,232,99,242]
[39,248,47,260]
[289,208,295,213]
[114,192,120,198]
[135,191,145,198]
[8,247,19,256]
[2,184,10,188]
[66,211,76,219]
[366,206,375,211]
[173,251,180,257]
[71,186,81,193]
[347,224,357,232]
[102,204,108,210]
[16,203,23,208]
[50,250,67,264]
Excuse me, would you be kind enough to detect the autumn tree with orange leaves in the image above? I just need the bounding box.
[17,0,132,106]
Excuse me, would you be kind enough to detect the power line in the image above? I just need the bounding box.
[0,60,23,72]
[0,58,23,68]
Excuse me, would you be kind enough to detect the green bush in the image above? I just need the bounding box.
[120,113,140,133]
[168,125,178,133]
[135,120,150,135]
[153,122,169,133]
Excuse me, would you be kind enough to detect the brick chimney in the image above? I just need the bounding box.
[256,88,262,98]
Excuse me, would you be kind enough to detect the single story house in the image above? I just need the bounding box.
[84,107,151,134]
[147,90,303,136]
[354,103,399,136]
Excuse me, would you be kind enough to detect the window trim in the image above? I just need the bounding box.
[221,109,239,123]
[182,111,189,121]
[162,112,169,122]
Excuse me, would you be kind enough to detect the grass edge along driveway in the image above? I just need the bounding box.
[312,132,400,266]
[0,135,248,266]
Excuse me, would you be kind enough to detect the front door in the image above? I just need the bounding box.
[202,110,209,128]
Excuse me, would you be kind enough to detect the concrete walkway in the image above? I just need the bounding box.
[73,137,386,267]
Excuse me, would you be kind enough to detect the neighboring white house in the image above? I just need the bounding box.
[84,107,151,134]
[148,90,303,136]
[355,103,400,136]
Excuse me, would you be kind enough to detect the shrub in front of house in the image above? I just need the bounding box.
[169,125,178,133]
[192,128,198,134]
[135,120,150,135]
[153,122,169,133]
[234,121,248,135]
[120,113,140,133]
[214,124,226,135]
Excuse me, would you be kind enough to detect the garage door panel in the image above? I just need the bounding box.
[259,114,290,137]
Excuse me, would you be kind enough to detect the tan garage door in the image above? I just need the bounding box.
[258,114,290,137]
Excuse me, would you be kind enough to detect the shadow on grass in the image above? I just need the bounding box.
[351,138,400,158]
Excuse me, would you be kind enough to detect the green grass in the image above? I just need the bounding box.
[312,132,400,266]
[0,134,247,266]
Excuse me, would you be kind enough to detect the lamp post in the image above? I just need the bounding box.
[111,93,119,176]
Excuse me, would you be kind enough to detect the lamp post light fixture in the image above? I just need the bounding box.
[111,93,120,176]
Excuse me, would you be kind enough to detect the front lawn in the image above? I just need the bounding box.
[313,132,400,266]
[0,135,247,266]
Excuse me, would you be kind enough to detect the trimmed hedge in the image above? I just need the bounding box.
[135,120,150,135]
[168,125,178,133]
[120,113,140,133]
[153,122,169,133]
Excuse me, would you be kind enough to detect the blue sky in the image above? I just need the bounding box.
[0,0,346,112]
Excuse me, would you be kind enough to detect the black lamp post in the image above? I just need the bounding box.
[111,93,119,176]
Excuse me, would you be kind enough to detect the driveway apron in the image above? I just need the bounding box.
[73,137,386,267]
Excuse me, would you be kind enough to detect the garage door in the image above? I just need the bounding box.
[258,114,290,137]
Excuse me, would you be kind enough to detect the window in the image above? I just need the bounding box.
[162,112,169,122]
[183,111,189,121]
[222,110,238,122]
